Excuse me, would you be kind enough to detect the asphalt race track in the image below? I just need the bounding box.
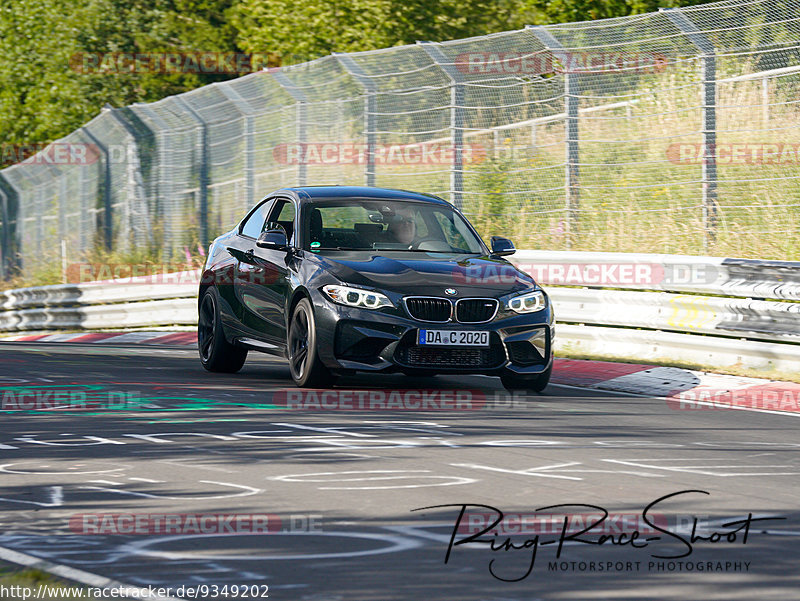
[0,341,798,600]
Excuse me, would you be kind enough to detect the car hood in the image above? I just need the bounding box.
[310,251,536,296]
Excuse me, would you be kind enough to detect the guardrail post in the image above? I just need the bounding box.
[334,54,377,188]
[217,85,257,207]
[80,127,113,251]
[527,26,579,248]
[271,71,308,187]
[662,8,718,248]
[418,42,465,210]
[172,96,210,246]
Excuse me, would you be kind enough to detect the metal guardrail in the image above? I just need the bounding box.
[0,271,198,330]
[547,288,800,343]
[507,251,800,371]
[555,324,800,373]
[0,252,798,371]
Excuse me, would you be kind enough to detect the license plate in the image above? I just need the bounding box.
[417,330,490,347]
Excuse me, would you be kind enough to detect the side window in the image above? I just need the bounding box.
[266,199,297,244]
[240,200,273,239]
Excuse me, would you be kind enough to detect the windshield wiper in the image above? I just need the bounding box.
[313,246,370,251]
[376,248,475,254]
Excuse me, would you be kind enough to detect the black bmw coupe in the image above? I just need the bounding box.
[198,186,554,391]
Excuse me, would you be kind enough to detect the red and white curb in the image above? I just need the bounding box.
[553,358,800,415]
[2,331,799,415]
[0,331,196,345]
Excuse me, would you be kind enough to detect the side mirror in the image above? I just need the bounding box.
[257,228,289,251]
[490,236,516,257]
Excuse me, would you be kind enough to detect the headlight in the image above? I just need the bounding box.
[508,290,546,314]
[322,284,392,309]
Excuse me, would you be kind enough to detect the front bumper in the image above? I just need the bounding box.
[312,291,554,376]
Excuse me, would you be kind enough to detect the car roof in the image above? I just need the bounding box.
[271,186,452,206]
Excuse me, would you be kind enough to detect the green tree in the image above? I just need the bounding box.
[0,0,241,148]
[232,0,527,61]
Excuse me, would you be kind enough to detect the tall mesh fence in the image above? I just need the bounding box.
[1,0,799,279]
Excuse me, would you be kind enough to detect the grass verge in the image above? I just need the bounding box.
[0,561,86,600]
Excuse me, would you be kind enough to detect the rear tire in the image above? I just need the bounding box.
[501,364,552,393]
[198,288,248,373]
[288,298,335,388]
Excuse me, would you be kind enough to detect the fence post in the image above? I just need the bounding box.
[271,70,308,187]
[58,171,67,257]
[132,104,174,258]
[0,174,20,274]
[527,26,579,248]
[80,127,113,251]
[334,53,376,187]
[217,85,256,207]
[0,184,7,280]
[173,96,210,246]
[418,42,465,210]
[78,153,90,255]
[106,106,156,252]
[662,8,718,248]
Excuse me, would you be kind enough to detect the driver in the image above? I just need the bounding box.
[387,211,416,246]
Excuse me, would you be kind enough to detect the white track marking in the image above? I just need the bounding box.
[122,531,422,561]
[604,458,800,477]
[272,422,375,438]
[272,469,477,490]
[0,463,128,475]
[80,480,261,500]
[451,462,583,481]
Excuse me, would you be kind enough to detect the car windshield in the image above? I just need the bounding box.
[304,199,487,254]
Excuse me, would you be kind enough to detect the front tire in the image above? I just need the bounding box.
[501,364,552,393]
[288,298,335,388]
[198,288,248,373]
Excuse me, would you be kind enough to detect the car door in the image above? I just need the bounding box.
[220,198,274,329]
[236,197,296,347]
